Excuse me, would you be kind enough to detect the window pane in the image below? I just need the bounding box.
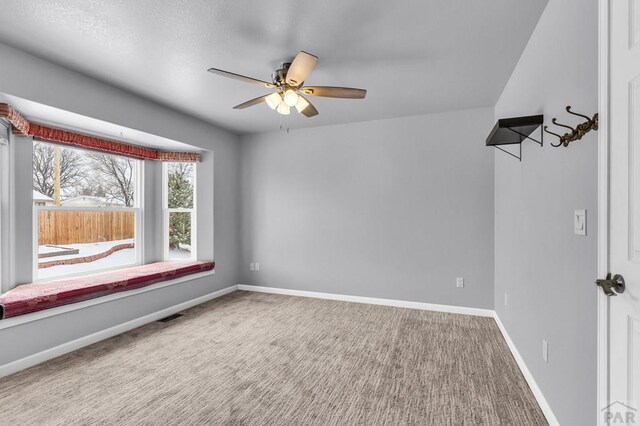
[37,210,136,280]
[168,211,192,260]
[167,162,194,209]
[33,141,137,208]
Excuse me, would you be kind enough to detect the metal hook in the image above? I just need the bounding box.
[543,125,563,139]
[551,118,576,132]
[543,126,565,147]
[546,107,598,148]
[565,106,593,122]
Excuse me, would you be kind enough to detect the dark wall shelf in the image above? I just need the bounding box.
[486,115,544,161]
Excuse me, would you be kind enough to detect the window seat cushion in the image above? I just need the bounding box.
[0,261,214,319]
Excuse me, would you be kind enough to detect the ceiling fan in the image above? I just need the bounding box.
[207,51,367,118]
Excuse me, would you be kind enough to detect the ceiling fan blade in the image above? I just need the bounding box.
[301,86,367,99]
[285,51,318,86]
[300,96,319,117]
[208,68,275,88]
[233,94,271,109]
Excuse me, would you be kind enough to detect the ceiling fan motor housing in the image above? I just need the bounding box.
[273,63,292,87]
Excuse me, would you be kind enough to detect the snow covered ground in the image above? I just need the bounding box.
[39,245,74,255]
[39,239,133,261]
[37,239,136,281]
[38,248,136,281]
[37,239,193,281]
[168,245,192,260]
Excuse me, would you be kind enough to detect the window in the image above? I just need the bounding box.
[32,141,142,280]
[163,162,196,261]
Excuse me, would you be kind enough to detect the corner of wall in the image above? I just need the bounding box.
[491,0,598,424]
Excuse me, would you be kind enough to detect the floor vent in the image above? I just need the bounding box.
[157,313,184,323]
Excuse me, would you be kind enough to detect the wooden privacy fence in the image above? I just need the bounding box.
[38,210,135,245]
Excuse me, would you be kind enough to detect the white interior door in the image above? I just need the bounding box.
[603,0,640,423]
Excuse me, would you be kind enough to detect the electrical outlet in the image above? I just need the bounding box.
[456,277,464,288]
[542,339,549,363]
[250,263,255,271]
[504,293,508,306]
[255,263,260,271]
[574,210,587,236]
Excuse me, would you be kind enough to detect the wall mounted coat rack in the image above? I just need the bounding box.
[543,106,598,147]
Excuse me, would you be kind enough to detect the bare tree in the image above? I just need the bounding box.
[86,153,135,207]
[32,142,85,198]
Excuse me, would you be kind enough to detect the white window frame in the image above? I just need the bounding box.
[0,120,8,293]
[162,162,197,262]
[31,153,143,282]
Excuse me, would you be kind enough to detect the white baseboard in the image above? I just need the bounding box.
[237,284,494,317]
[0,284,238,378]
[492,313,559,426]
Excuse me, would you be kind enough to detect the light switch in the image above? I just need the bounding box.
[250,263,255,271]
[574,210,586,236]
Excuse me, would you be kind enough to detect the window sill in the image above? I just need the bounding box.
[0,269,214,330]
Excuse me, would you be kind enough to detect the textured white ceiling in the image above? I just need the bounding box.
[0,1,547,134]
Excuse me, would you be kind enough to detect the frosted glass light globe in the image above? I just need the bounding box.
[276,101,290,115]
[283,89,299,107]
[265,92,282,110]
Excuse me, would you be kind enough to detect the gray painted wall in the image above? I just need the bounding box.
[240,109,495,309]
[8,135,34,286]
[0,41,241,366]
[143,160,163,264]
[493,0,597,424]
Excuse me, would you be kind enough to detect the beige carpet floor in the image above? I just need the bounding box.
[0,291,547,425]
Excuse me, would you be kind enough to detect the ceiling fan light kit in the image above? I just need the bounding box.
[265,92,282,110]
[276,101,290,116]
[207,51,367,120]
[283,89,299,107]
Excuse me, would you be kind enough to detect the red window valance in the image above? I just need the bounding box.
[0,103,200,162]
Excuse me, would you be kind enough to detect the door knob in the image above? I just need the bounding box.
[595,273,626,296]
